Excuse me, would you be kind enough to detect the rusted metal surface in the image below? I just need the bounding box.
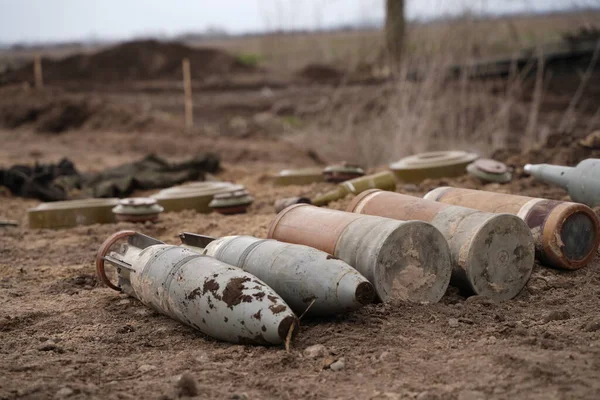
[268,204,452,304]
[112,197,164,223]
[348,190,535,301]
[96,231,298,345]
[180,233,375,316]
[389,151,478,183]
[312,171,396,207]
[524,159,600,207]
[425,187,600,270]
[209,189,254,215]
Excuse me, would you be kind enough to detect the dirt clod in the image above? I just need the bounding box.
[543,310,571,323]
[175,372,198,398]
[304,344,327,359]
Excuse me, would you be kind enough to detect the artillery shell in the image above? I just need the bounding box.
[180,233,375,316]
[312,171,397,207]
[268,204,453,304]
[96,231,298,345]
[425,187,600,270]
[348,190,535,301]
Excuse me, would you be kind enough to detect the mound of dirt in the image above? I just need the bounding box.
[297,64,345,82]
[0,85,177,133]
[0,40,254,85]
[493,130,600,168]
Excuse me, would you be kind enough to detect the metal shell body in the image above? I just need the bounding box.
[188,235,375,316]
[348,190,535,301]
[425,187,600,270]
[312,171,397,206]
[268,204,452,304]
[100,234,297,345]
[389,151,478,183]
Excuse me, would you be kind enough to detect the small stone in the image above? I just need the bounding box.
[458,318,474,325]
[137,364,157,373]
[448,318,459,328]
[322,357,335,369]
[38,341,57,351]
[118,299,131,306]
[175,372,198,398]
[584,321,600,332]
[55,387,74,398]
[458,389,486,400]
[304,344,326,359]
[379,351,391,361]
[38,341,64,353]
[402,184,419,192]
[231,394,249,400]
[416,392,439,400]
[543,310,570,323]
[329,358,345,371]
[465,296,494,306]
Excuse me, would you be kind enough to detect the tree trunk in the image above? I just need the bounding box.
[385,0,405,65]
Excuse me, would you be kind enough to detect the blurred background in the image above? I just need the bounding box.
[0,0,599,168]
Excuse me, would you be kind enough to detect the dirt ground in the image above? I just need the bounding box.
[2,42,600,399]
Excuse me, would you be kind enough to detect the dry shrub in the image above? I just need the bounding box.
[300,59,532,167]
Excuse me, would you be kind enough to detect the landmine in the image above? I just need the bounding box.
[268,204,453,304]
[179,233,375,316]
[96,231,298,345]
[425,187,600,270]
[348,190,535,301]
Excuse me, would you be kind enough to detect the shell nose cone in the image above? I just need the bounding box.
[524,164,534,174]
[336,272,376,308]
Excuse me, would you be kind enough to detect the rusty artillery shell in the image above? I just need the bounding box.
[267,204,453,304]
[425,187,600,270]
[348,190,535,301]
[180,233,375,316]
[312,171,396,207]
[96,231,298,345]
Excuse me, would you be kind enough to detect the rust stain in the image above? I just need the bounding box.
[186,288,202,301]
[262,325,267,332]
[202,279,221,300]
[224,317,228,322]
[253,292,265,300]
[269,304,287,314]
[267,295,278,304]
[222,277,253,309]
[252,309,262,321]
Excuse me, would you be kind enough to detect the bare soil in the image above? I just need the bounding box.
[1,43,600,400]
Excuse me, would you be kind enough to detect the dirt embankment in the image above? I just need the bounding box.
[0,40,255,86]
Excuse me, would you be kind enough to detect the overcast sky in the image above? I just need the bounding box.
[0,0,576,44]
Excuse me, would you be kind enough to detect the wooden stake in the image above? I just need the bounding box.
[182,58,193,130]
[34,55,44,89]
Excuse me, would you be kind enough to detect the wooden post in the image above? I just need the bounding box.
[34,55,44,89]
[182,58,193,130]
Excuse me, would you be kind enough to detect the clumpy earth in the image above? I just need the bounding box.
[2,132,600,400]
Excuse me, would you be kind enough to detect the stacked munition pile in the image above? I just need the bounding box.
[95,171,600,347]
